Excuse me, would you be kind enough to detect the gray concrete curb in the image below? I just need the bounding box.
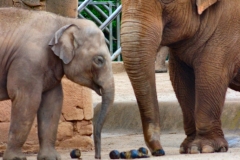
[94,101,240,133]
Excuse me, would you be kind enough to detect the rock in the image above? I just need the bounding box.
[62,77,93,121]
[58,135,93,151]
[0,100,11,122]
[0,0,13,7]
[74,120,93,136]
[46,0,78,18]
[57,122,73,141]
[62,107,84,121]
[0,122,10,144]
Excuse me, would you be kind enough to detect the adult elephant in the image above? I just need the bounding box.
[121,0,240,156]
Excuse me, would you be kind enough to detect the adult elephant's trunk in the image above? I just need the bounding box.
[94,79,114,159]
[121,0,165,156]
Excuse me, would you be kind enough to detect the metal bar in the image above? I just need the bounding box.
[102,4,110,11]
[78,0,92,13]
[99,5,122,30]
[84,8,102,25]
[90,2,113,5]
[116,2,121,61]
[109,3,113,54]
[111,47,122,61]
[84,8,110,33]
[78,14,85,19]
[79,3,117,41]
[105,38,110,45]
[92,5,108,19]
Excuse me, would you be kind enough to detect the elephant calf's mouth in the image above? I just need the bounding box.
[93,84,102,96]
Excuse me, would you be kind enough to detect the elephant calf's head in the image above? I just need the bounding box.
[49,21,113,95]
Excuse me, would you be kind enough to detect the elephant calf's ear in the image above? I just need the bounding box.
[196,0,219,15]
[49,24,79,64]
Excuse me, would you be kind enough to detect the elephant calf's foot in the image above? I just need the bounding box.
[37,148,61,160]
[3,149,26,160]
[187,136,228,154]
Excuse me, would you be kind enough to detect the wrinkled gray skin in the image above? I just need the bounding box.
[121,0,240,157]
[0,8,114,160]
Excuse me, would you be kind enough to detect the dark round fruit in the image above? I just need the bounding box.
[130,150,139,159]
[120,152,126,159]
[109,150,120,159]
[70,149,81,158]
[138,147,148,155]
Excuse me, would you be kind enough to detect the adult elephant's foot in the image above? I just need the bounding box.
[182,135,228,154]
[3,149,26,160]
[179,134,196,154]
[37,148,61,160]
[147,138,165,156]
[152,149,165,156]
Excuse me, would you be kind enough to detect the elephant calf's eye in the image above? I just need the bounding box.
[93,55,105,67]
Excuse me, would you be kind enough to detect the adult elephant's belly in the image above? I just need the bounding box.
[229,69,240,91]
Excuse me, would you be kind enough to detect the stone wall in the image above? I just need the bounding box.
[0,0,78,17]
[0,77,93,153]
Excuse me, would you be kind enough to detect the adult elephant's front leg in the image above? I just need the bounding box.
[124,62,164,155]
[121,1,164,155]
[37,84,63,160]
[169,54,196,154]
[122,55,164,156]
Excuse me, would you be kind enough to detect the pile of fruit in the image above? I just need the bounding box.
[109,147,150,159]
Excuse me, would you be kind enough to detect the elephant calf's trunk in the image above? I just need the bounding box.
[94,80,114,159]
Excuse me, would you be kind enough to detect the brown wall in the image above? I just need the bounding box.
[0,0,78,17]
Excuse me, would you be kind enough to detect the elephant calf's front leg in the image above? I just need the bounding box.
[37,84,63,160]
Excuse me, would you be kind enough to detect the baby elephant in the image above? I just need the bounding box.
[0,8,114,160]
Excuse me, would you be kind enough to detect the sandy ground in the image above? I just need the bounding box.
[25,132,240,160]
[14,63,240,159]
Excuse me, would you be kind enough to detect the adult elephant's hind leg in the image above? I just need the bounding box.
[189,62,229,154]
[169,54,196,154]
[37,84,63,160]
[123,56,164,156]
